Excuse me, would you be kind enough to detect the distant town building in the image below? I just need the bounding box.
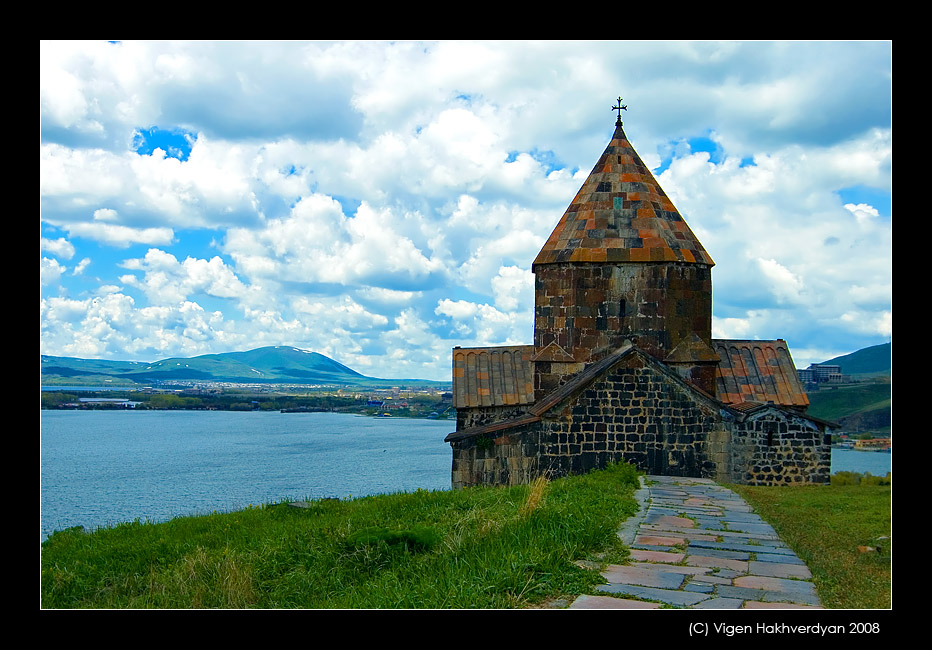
[798,363,843,386]
[65,398,141,408]
[854,438,891,450]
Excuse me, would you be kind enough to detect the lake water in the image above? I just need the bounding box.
[829,447,892,476]
[40,410,892,542]
[40,410,453,542]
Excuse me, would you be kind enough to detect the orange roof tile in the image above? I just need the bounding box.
[534,124,713,268]
[712,339,809,409]
[451,345,535,409]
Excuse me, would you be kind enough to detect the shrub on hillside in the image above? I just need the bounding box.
[830,471,891,486]
[345,525,441,552]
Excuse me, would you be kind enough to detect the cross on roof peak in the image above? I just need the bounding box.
[612,97,627,126]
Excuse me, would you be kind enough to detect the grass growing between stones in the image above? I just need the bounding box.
[728,480,891,609]
[41,462,640,609]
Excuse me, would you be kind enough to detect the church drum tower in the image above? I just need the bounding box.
[532,103,719,400]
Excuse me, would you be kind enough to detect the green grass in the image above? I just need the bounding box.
[805,382,891,423]
[729,479,891,609]
[41,462,641,609]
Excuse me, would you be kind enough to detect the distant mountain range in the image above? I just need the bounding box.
[40,346,449,388]
[40,342,891,390]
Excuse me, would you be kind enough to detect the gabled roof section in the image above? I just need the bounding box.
[529,343,636,416]
[444,413,541,443]
[448,344,638,442]
[723,400,839,429]
[530,341,576,362]
[447,342,723,442]
[664,332,721,363]
[451,345,535,409]
[534,123,713,268]
[712,339,809,409]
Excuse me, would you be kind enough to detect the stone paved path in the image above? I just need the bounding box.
[568,475,823,609]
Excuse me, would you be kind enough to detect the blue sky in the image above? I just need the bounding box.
[40,41,892,381]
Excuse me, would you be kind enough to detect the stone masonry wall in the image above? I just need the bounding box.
[533,262,712,367]
[449,355,831,489]
[450,352,726,488]
[537,354,720,479]
[727,409,831,485]
[450,422,540,489]
[456,404,530,432]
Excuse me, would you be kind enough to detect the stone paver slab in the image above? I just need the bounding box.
[628,549,684,563]
[716,528,779,542]
[744,601,823,610]
[716,585,770,601]
[650,491,689,499]
[636,535,686,546]
[761,591,822,606]
[716,511,765,521]
[689,540,793,555]
[629,562,711,575]
[692,597,745,609]
[691,517,730,529]
[683,547,749,560]
[754,552,805,565]
[747,560,812,579]
[721,522,778,535]
[596,583,711,607]
[653,505,726,517]
[641,526,720,541]
[716,584,819,606]
[601,564,686,589]
[690,574,734,585]
[735,575,818,595]
[685,554,749,572]
[569,595,662,609]
[632,544,678,553]
[649,515,695,528]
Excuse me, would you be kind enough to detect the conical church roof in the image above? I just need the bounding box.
[534,122,713,267]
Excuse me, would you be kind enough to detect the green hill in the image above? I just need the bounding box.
[819,342,890,377]
[805,382,890,427]
[805,343,891,435]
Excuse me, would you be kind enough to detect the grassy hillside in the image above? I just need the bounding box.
[41,463,891,610]
[806,382,891,421]
[731,481,891,609]
[41,463,641,609]
[806,381,891,434]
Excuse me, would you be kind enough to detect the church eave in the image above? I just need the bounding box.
[443,414,540,443]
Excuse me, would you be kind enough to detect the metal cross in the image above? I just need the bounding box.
[612,97,627,125]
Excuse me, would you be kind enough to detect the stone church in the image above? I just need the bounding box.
[444,105,834,487]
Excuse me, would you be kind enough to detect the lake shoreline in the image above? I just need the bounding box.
[41,410,454,542]
[41,386,455,420]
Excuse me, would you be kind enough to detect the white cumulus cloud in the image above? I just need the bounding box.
[40,40,892,378]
